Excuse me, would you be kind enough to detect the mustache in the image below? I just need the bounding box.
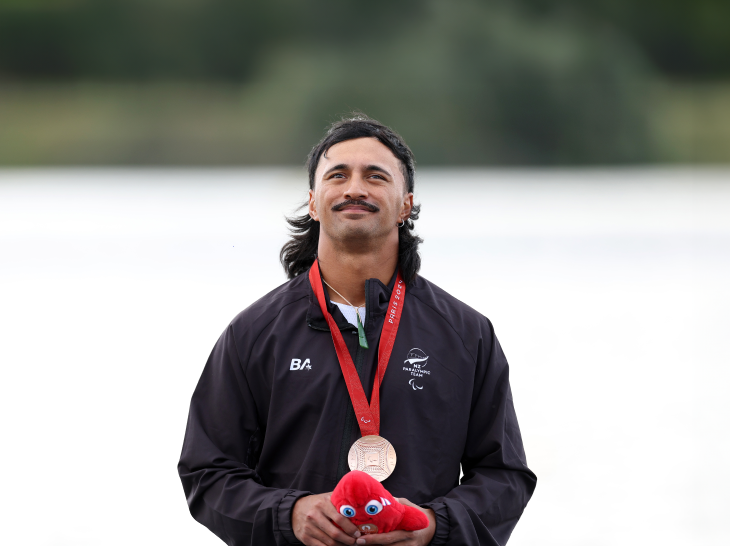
[331,199,380,212]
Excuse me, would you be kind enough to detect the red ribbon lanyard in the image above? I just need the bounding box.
[309,260,405,437]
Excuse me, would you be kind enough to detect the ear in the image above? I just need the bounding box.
[308,189,320,222]
[399,192,414,223]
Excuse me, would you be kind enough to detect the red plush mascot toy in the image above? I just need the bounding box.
[330,471,429,535]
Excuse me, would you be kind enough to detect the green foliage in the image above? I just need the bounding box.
[0,0,270,79]
[519,0,730,77]
[0,0,725,164]
[240,1,657,164]
[3,0,727,80]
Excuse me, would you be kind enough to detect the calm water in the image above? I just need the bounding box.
[1,168,728,546]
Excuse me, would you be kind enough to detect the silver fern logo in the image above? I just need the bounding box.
[403,348,431,390]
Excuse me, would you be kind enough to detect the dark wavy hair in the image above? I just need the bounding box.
[280,113,423,284]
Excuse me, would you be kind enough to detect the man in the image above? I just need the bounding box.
[178,115,536,546]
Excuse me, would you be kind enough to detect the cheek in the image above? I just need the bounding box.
[311,192,328,217]
[315,188,337,209]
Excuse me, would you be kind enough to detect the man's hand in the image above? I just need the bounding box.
[354,499,436,546]
[292,492,361,546]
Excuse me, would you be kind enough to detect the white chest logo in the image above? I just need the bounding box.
[290,358,312,371]
[403,348,431,390]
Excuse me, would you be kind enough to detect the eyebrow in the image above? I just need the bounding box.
[366,165,393,178]
[322,164,393,178]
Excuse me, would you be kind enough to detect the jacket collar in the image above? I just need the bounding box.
[306,264,398,333]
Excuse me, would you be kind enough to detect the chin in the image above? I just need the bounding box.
[330,223,385,243]
[339,226,378,241]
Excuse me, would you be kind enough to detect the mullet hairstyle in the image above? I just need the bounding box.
[280,113,423,284]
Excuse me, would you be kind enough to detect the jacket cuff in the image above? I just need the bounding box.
[421,501,450,545]
[276,489,312,545]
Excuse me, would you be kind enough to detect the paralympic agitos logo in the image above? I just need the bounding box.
[403,348,431,391]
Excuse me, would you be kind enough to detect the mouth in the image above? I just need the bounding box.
[332,199,380,213]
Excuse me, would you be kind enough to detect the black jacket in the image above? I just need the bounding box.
[178,268,536,546]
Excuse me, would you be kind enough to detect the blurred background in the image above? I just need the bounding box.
[1,2,729,546]
[1,0,729,165]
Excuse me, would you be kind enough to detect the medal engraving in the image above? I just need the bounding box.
[348,435,397,481]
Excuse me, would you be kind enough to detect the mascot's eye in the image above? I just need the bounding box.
[339,505,356,518]
[365,500,383,515]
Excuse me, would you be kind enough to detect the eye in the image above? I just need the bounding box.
[365,500,383,515]
[339,505,356,518]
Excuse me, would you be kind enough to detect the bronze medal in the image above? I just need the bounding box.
[347,435,397,482]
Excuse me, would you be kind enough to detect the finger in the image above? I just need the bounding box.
[322,504,360,536]
[327,512,359,534]
[316,517,358,546]
[306,525,350,546]
[298,528,331,546]
[305,539,331,546]
[308,510,357,545]
[356,530,414,544]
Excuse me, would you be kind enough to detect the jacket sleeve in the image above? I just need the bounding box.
[178,324,311,546]
[422,320,537,546]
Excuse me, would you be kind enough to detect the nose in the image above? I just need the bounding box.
[343,173,368,200]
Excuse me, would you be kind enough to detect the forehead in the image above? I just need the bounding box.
[316,137,405,183]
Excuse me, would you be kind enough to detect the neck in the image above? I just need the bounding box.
[317,232,398,307]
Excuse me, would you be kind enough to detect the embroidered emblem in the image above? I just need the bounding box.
[403,348,431,390]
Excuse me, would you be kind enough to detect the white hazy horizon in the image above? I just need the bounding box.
[1,168,728,546]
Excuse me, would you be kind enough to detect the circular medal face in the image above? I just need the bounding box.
[348,435,397,482]
[358,523,378,535]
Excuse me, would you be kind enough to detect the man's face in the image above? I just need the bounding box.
[309,137,413,244]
